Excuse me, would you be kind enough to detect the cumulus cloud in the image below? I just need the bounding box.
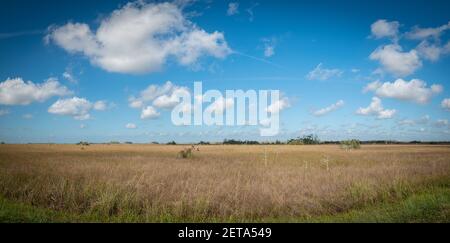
[93,100,108,111]
[130,80,189,112]
[227,2,239,16]
[356,97,396,119]
[266,97,290,114]
[313,100,344,116]
[48,97,107,120]
[46,2,231,74]
[442,98,450,111]
[416,40,450,61]
[364,79,442,104]
[306,63,343,81]
[406,22,450,40]
[141,106,160,119]
[125,123,137,129]
[369,44,422,77]
[0,77,71,105]
[129,81,190,120]
[371,19,400,39]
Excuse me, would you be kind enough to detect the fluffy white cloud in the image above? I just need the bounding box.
[129,81,190,119]
[364,79,442,104]
[129,81,191,120]
[371,19,400,39]
[152,87,190,109]
[356,97,396,119]
[369,44,422,77]
[306,63,343,81]
[406,22,450,40]
[140,106,160,119]
[48,97,107,120]
[313,100,344,116]
[266,97,290,114]
[93,100,108,111]
[416,41,450,61]
[125,123,137,129]
[442,98,450,111]
[47,2,231,74]
[227,2,239,16]
[0,77,71,105]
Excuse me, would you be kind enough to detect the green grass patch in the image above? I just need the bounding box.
[1,185,449,223]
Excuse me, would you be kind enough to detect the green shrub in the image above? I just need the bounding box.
[178,148,193,159]
[340,139,361,150]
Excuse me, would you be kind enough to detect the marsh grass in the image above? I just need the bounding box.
[0,144,449,222]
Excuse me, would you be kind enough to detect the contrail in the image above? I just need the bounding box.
[0,30,44,39]
[232,51,288,70]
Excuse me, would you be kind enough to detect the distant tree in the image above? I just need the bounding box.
[151,141,159,144]
[288,134,320,145]
[76,141,90,146]
[198,141,210,145]
[167,141,177,145]
[0,141,5,144]
[124,141,133,144]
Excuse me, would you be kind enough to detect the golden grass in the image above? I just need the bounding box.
[0,144,449,222]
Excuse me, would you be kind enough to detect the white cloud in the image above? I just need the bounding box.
[125,123,137,129]
[406,22,450,40]
[0,109,9,116]
[264,45,275,57]
[364,79,442,104]
[62,70,77,84]
[416,41,449,61]
[371,19,400,39]
[227,2,239,16]
[48,97,107,120]
[0,77,71,105]
[93,100,108,111]
[306,63,343,81]
[356,97,396,119]
[435,119,449,127]
[47,2,231,74]
[397,115,430,126]
[313,100,344,116]
[442,98,450,111]
[129,81,190,119]
[80,124,86,129]
[141,106,160,119]
[152,86,190,109]
[266,97,290,114]
[369,44,422,77]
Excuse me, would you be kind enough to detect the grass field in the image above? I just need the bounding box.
[0,144,449,222]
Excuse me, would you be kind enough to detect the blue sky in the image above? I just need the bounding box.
[1,0,450,143]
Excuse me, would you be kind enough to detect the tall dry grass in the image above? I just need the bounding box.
[0,144,449,221]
